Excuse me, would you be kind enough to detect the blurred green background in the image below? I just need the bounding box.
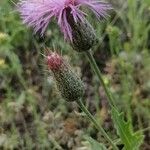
[0,0,150,149]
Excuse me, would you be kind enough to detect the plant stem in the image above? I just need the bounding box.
[77,99,118,150]
[84,50,117,108]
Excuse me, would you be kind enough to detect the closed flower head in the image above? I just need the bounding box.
[47,51,84,101]
[17,0,112,42]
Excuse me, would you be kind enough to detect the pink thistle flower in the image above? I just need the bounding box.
[17,0,112,40]
[47,52,63,70]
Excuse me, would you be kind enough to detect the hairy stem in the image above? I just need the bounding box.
[84,50,117,108]
[77,99,118,150]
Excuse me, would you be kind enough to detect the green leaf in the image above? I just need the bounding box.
[84,136,107,150]
[111,108,144,150]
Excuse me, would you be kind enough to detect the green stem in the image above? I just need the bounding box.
[77,99,118,150]
[84,50,117,108]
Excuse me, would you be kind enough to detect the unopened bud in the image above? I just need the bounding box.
[47,52,84,101]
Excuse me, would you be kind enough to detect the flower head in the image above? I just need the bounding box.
[46,51,84,101]
[17,0,112,40]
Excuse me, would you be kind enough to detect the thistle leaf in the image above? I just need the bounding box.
[84,136,107,150]
[111,108,144,150]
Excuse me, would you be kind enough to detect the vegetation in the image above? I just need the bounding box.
[0,0,150,149]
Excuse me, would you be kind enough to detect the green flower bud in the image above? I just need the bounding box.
[47,52,84,101]
[67,14,98,52]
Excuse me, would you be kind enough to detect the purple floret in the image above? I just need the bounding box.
[17,0,112,40]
